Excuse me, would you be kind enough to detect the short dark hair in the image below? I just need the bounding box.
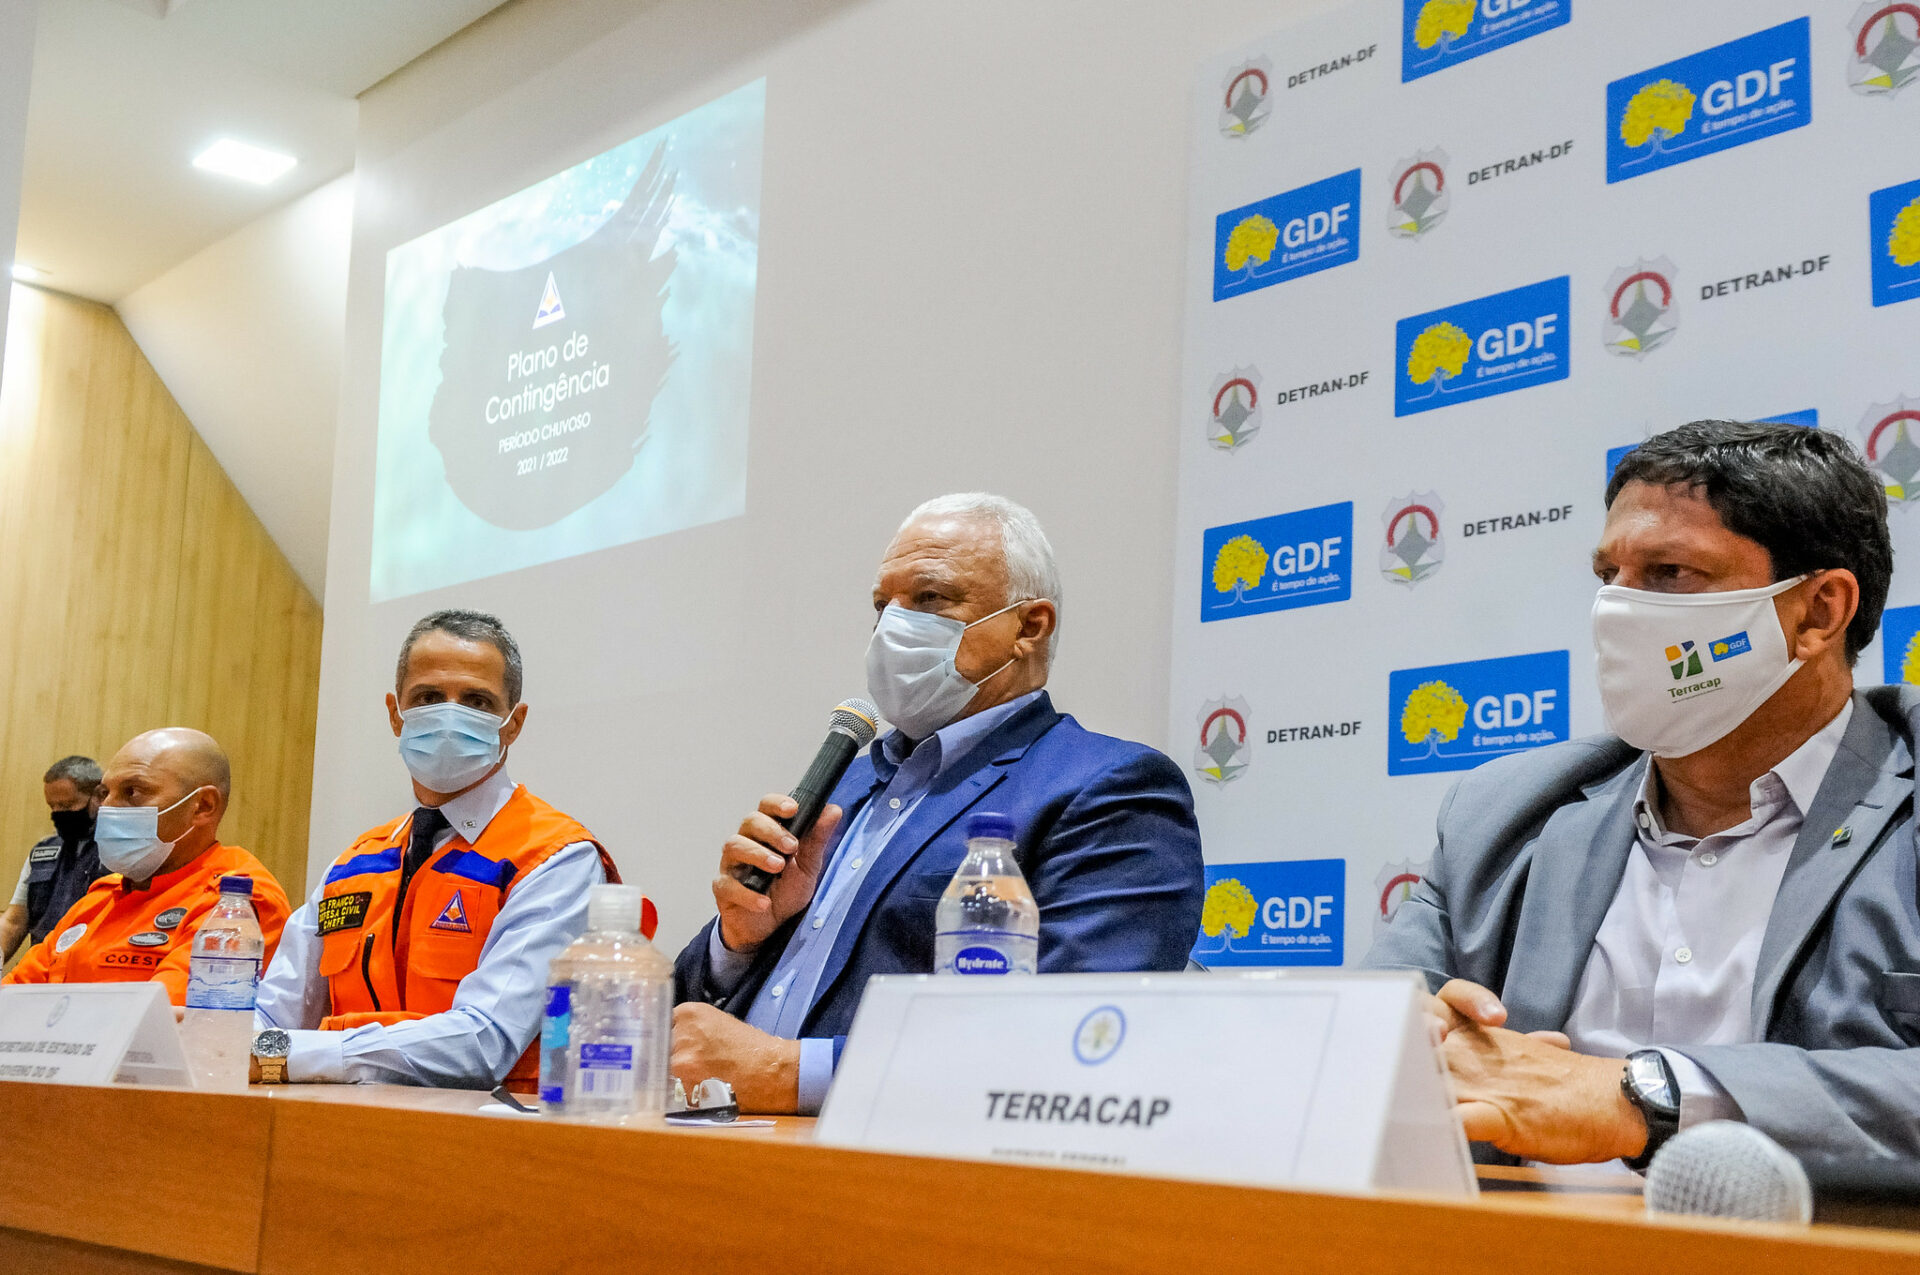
[395,610,524,705]
[43,755,102,794]
[1605,420,1892,663]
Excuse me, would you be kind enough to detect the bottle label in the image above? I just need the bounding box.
[950,944,1012,975]
[576,1042,635,1100]
[541,985,571,1050]
[185,957,260,1010]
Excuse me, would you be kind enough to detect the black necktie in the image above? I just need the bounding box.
[398,805,447,905]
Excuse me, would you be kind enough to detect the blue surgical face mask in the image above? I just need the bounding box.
[95,788,201,882]
[864,600,1031,740]
[397,702,506,793]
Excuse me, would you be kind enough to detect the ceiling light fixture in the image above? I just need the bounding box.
[192,138,296,186]
[9,263,43,282]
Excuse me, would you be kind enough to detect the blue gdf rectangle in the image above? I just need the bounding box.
[1605,18,1811,184]
[1388,649,1569,775]
[1871,177,1920,308]
[1882,604,1920,686]
[1758,408,1818,429]
[1605,442,1638,486]
[1201,502,1352,622]
[1191,859,1344,967]
[1212,169,1361,302]
[1401,0,1569,83]
[1394,276,1569,417]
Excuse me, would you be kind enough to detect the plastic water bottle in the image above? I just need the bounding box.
[936,812,1039,975]
[540,884,672,1122]
[181,875,264,1092]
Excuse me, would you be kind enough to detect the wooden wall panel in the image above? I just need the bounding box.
[0,284,321,916]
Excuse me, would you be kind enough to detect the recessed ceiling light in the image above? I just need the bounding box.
[9,263,43,282]
[192,138,296,186]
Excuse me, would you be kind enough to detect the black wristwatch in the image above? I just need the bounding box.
[1620,1048,1681,1172]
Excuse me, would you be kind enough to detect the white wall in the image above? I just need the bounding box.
[118,174,354,595]
[314,0,1333,950]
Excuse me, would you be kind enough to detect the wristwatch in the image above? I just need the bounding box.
[1620,1048,1681,1172]
[252,1028,291,1084]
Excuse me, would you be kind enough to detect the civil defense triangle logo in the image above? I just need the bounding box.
[533,271,565,328]
[430,890,473,933]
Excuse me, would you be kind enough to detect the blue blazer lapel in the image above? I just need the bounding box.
[803,694,1060,1025]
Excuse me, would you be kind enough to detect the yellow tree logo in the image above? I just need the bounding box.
[1902,630,1920,685]
[1620,79,1696,160]
[1199,878,1258,947]
[1414,0,1475,51]
[1400,680,1468,758]
[1211,533,1268,603]
[1405,321,1471,400]
[1223,214,1279,277]
[1890,196,1920,268]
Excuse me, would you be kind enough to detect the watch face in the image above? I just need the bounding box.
[1628,1051,1677,1110]
[253,1029,291,1059]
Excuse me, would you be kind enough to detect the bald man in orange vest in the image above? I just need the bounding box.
[5,728,290,1001]
[252,610,628,1090]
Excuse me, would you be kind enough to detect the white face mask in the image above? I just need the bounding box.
[1591,575,1807,758]
[397,701,506,793]
[94,788,201,881]
[864,600,1033,740]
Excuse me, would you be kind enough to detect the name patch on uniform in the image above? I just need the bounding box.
[154,907,188,931]
[29,844,59,863]
[429,890,472,934]
[54,923,86,953]
[126,931,169,948]
[317,891,373,937]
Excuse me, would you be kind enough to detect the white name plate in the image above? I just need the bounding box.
[817,970,1474,1196]
[0,983,191,1088]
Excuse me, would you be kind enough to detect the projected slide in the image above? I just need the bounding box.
[371,79,763,602]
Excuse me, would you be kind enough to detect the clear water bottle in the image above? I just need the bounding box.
[181,875,264,1092]
[540,884,672,1122]
[936,812,1039,975]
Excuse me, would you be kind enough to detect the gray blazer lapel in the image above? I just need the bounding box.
[1502,755,1648,1033]
[1752,695,1911,1029]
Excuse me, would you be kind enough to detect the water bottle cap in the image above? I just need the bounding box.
[587,883,644,934]
[218,874,254,896]
[966,812,1015,842]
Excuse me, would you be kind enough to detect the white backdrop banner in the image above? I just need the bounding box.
[1173,1,1920,966]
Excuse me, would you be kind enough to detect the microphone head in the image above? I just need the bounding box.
[829,698,880,748]
[1645,1121,1812,1224]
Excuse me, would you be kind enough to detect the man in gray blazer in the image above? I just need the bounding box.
[1367,419,1915,1166]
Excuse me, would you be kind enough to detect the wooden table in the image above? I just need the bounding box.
[3,1081,1918,1274]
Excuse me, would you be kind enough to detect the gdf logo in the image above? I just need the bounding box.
[1606,18,1811,183]
[1860,396,1920,505]
[1206,367,1262,452]
[1387,149,1450,239]
[1387,649,1569,775]
[1394,276,1569,417]
[1202,502,1353,621]
[1871,177,1920,308]
[1192,859,1344,967]
[1603,258,1679,359]
[1380,492,1444,586]
[1849,3,1920,98]
[1219,57,1274,137]
[1401,0,1568,83]
[1213,169,1361,301]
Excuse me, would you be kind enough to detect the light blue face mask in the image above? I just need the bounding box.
[864,600,1031,740]
[95,788,202,882]
[397,702,506,793]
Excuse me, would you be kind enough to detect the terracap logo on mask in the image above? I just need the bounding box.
[1665,633,1752,698]
[1605,18,1811,184]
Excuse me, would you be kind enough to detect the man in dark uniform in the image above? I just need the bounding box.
[0,756,106,961]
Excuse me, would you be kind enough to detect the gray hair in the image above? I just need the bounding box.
[43,755,102,795]
[900,493,1061,658]
[396,609,524,705]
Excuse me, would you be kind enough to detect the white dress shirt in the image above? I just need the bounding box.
[1564,702,1852,1124]
[254,769,606,1086]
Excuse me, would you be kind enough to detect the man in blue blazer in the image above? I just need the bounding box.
[671,493,1204,1113]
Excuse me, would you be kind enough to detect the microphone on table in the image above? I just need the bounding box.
[1644,1121,1813,1224]
[729,697,879,895]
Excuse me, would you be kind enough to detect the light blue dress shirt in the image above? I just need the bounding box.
[254,768,607,1086]
[707,690,1043,1113]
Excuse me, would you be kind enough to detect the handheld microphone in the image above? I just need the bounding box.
[730,698,879,895]
[1644,1120,1813,1224]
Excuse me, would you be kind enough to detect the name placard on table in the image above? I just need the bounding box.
[818,970,1473,1196]
[0,983,191,1087]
